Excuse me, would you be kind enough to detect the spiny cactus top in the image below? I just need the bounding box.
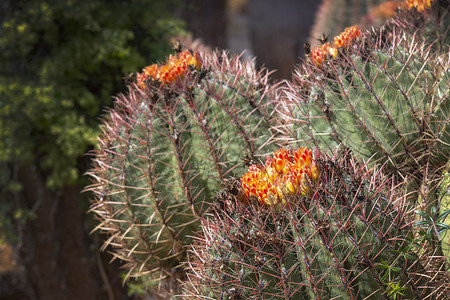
[185,147,449,299]
[88,48,279,284]
[241,147,319,205]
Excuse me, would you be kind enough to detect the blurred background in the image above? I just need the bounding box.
[0,0,389,299]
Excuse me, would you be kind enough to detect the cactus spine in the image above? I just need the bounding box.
[185,147,445,299]
[88,49,278,285]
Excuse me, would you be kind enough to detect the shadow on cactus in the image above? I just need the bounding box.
[280,6,449,207]
[184,147,449,299]
[86,48,279,289]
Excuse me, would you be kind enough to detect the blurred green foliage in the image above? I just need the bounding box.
[0,0,186,246]
[0,0,186,188]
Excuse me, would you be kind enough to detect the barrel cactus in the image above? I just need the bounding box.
[280,2,449,207]
[185,147,448,299]
[87,48,279,287]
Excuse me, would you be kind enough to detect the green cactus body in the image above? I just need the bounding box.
[299,47,447,165]
[88,50,278,281]
[283,20,449,206]
[437,170,450,268]
[186,149,432,299]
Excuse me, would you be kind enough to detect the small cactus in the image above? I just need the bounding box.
[185,147,446,299]
[87,48,279,286]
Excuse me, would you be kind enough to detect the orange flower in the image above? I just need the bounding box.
[137,64,159,89]
[137,50,201,88]
[405,0,434,12]
[310,43,336,67]
[240,148,319,206]
[310,25,361,67]
[334,25,361,48]
[293,147,319,181]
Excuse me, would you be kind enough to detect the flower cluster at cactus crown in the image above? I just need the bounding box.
[370,0,435,18]
[240,148,319,206]
[136,49,201,88]
[310,25,361,67]
[405,0,435,12]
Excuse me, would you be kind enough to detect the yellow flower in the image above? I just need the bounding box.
[405,0,434,12]
[240,148,319,206]
[293,147,319,181]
